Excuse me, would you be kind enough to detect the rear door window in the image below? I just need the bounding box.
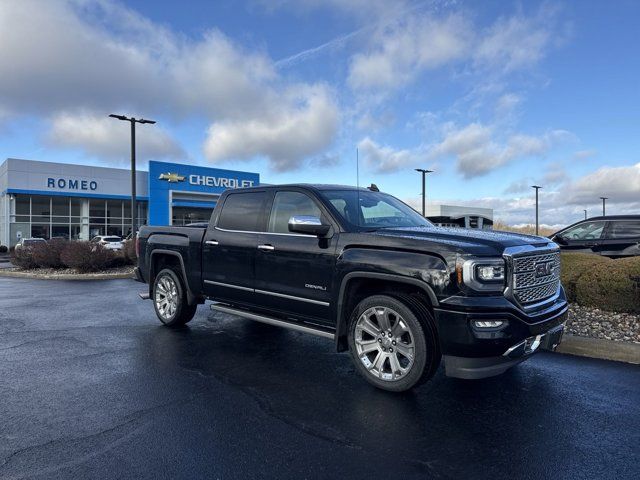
[217,192,267,232]
[605,221,640,239]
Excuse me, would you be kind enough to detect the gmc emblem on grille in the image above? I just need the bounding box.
[535,261,554,278]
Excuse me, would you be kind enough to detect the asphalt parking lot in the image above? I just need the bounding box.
[1,278,638,480]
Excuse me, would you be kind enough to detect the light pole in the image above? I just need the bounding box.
[109,114,156,236]
[599,197,608,216]
[583,209,587,220]
[414,168,434,217]
[531,185,542,235]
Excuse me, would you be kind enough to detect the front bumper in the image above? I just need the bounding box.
[434,288,568,379]
[442,322,565,379]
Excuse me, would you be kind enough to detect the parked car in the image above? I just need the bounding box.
[14,237,47,250]
[550,215,640,258]
[91,235,123,251]
[135,184,567,392]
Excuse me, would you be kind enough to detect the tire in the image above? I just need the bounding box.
[152,268,197,327]
[347,294,440,392]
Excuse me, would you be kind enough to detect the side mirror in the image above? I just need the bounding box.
[288,215,331,237]
[552,234,567,245]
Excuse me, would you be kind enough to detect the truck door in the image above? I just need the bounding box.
[254,189,338,324]
[202,191,268,304]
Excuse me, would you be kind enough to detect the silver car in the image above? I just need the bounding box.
[14,238,47,250]
[91,236,123,251]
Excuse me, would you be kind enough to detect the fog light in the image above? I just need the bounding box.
[474,320,504,328]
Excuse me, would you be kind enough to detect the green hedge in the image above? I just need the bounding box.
[561,253,640,313]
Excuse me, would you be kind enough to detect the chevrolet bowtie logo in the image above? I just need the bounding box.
[158,172,185,183]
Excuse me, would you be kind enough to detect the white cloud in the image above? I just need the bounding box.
[46,111,185,162]
[429,123,569,178]
[203,86,338,171]
[348,13,471,90]
[503,179,532,195]
[573,149,597,160]
[474,8,556,73]
[542,163,567,185]
[0,0,339,171]
[357,137,420,173]
[413,161,640,227]
[564,162,640,204]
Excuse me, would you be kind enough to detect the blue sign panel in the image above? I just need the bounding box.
[148,161,259,226]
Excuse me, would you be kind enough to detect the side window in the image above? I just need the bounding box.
[560,221,606,240]
[606,221,640,239]
[268,191,322,233]
[217,192,266,232]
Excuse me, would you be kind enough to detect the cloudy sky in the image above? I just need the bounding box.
[1,0,638,227]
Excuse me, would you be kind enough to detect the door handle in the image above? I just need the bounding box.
[257,244,275,251]
[205,240,219,246]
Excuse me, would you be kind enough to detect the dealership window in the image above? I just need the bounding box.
[31,197,50,222]
[7,194,148,242]
[172,207,213,226]
[15,196,30,222]
[31,224,50,239]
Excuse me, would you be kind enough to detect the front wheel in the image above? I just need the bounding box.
[348,294,440,392]
[153,268,197,327]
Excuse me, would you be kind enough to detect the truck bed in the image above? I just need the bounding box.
[137,225,207,295]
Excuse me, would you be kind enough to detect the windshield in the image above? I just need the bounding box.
[103,237,121,242]
[320,189,433,230]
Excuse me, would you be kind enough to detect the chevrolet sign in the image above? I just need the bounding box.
[189,175,254,188]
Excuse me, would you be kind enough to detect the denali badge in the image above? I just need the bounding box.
[535,261,554,278]
[305,284,327,291]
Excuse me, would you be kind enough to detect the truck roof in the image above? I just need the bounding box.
[230,183,375,192]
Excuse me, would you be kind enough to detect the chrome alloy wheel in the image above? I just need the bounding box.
[155,275,178,321]
[354,306,416,381]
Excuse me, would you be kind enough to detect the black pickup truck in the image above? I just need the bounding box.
[135,184,567,392]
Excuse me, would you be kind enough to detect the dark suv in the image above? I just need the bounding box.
[551,215,640,257]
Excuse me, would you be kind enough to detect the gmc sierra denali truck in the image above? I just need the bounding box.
[135,184,567,392]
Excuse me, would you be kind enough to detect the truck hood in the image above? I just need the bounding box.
[372,226,552,255]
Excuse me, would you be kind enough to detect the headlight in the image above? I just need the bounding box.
[458,257,506,292]
[476,265,505,282]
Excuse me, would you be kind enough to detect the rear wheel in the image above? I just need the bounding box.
[348,294,439,392]
[153,268,197,327]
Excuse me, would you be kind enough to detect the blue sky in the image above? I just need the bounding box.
[1,0,639,226]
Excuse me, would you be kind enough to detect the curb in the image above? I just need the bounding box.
[556,334,640,364]
[0,270,134,281]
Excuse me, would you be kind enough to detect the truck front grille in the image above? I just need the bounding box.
[512,251,561,305]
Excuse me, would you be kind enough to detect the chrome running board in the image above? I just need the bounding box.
[138,292,150,300]
[210,303,335,340]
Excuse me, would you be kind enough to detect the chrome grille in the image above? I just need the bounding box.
[512,251,561,305]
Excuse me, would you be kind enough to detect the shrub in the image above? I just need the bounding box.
[0,245,8,253]
[561,253,640,313]
[122,239,137,264]
[31,239,66,269]
[60,241,118,273]
[11,247,39,269]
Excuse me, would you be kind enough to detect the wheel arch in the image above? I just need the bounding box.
[149,249,200,305]
[334,272,439,352]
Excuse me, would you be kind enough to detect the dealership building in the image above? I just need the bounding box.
[0,158,259,247]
